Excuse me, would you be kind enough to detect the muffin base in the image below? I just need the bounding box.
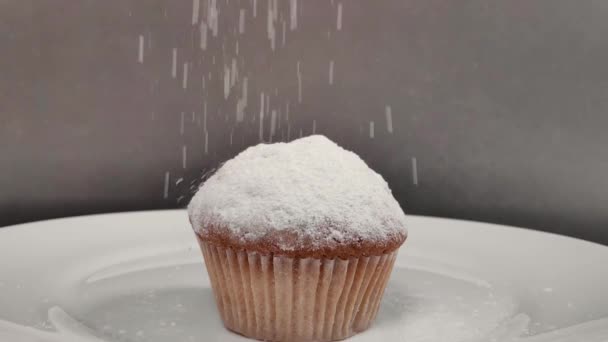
[198,237,398,342]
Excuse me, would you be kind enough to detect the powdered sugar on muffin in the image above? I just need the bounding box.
[188,135,407,254]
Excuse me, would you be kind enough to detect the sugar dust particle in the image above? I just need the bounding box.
[242,77,249,105]
[259,105,265,142]
[204,130,209,154]
[270,110,277,141]
[200,22,208,50]
[282,20,286,46]
[296,61,302,103]
[266,94,271,115]
[267,1,276,50]
[163,172,170,199]
[412,157,418,185]
[180,112,185,135]
[171,48,177,78]
[385,105,393,133]
[224,66,230,99]
[137,35,144,63]
[337,3,343,30]
[290,0,298,30]
[203,102,208,130]
[182,63,189,89]
[231,58,238,87]
[182,145,188,169]
[207,0,219,36]
[239,9,246,34]
[192,0,200,24]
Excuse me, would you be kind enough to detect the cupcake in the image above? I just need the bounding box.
[188,135,407,341]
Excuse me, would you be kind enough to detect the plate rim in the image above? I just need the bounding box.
[1,209,606,251]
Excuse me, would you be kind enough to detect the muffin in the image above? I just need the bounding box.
[188,135,407,341]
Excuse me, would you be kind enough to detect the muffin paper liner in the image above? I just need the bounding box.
[198,238,398,342]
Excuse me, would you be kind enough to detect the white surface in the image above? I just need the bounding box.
[188,135,407,250]
[0,210,607,342]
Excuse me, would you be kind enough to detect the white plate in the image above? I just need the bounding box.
[0,210,607,342]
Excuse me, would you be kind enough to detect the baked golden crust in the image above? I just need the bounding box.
[193,221,407,259]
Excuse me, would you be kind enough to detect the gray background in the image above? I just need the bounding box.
[1,0,607,245]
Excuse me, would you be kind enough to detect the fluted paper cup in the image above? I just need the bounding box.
[197,237,398,342]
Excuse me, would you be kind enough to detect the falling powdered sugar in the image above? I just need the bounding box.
[188,135,407,252]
